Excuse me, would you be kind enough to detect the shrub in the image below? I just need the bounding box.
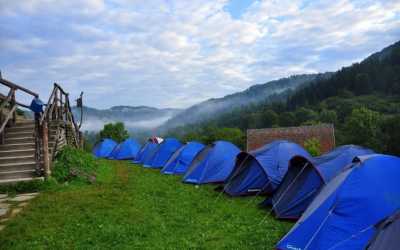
[344,107,382,151]
[304,138,321,156]
[52,146,100,184]
[99,122,129,143]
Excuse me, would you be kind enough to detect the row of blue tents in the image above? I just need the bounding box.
[93,137,400,250]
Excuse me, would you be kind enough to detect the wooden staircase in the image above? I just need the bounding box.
[0,75,81,184]
[0,120,39,183]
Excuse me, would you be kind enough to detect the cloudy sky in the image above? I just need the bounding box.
[1,0,399,109]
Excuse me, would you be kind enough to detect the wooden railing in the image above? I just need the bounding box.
[0,77,39,144]
[39,83,82,176]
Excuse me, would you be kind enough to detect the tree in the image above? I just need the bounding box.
[344,107,382,150]
[261,109,279,128]
[213,127,245,149]
[199,126,245,149]
[99,122,129,143]
[354,73,372,95]
[247,113,263,129]
[324,97,358,122]
[295,107,318,125]
[279,112,296,127]
[319,109,338,125]
[381,115,400,155]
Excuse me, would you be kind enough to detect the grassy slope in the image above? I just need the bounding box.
[0,161,292,249]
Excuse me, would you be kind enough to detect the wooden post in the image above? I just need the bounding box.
[0,111,3,145]
[79,131,84,149]
[58,91,62,119]
[11,89,16,125]
[42,122,51,177]
[53,88,58,120]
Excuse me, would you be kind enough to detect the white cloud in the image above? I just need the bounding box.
[1,37,48,53]
[0,0,399,109]
[0,0,105,16]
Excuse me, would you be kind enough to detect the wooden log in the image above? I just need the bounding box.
[0,78,39,98]
[42,122,51,177]
[11,89,16,125]
[79,131,84,149]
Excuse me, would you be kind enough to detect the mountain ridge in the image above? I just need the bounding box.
[160,73,332,129]
[78,74,330,132]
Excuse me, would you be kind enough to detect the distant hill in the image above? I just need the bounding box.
[75,73,331,133]
[72,105,181,132]
[161,73,331,129]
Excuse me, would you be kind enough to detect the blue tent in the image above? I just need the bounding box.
[133,141,158,164]
[161,141,205,175]
[276,154,400,250]
[109,138,141,160]
[132,143,146,163]
[224,140,311,196]
[144,138,183,168]
[182,141,240,184]
[160,144,186,173]
[92,138,118,158]
[266,145,374,219]
[132,138,161,164]
[133,141,150,164]
[141,143,161,166]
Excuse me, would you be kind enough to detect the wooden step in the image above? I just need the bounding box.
[5,137,35,144]
[0,177,44,185]
[0,145,54,154]
[0,148,35,157]
[15,119,35,124]
[0,155,35,164]
[5,131,34,139]
[0,169,38,180]
[0,142,36,150]
[7,125,35,133]
[0,161,38,172]
[14,122,35,127]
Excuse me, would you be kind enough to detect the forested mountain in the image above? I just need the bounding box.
[287,41,400,109]
[161,73,331,129]
[165,41,400,155]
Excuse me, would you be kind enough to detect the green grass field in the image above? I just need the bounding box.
[0,161,292,249]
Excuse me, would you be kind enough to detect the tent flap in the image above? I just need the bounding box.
[224,140,311,196]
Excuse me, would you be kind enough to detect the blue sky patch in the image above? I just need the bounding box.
[224,0,257,19]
